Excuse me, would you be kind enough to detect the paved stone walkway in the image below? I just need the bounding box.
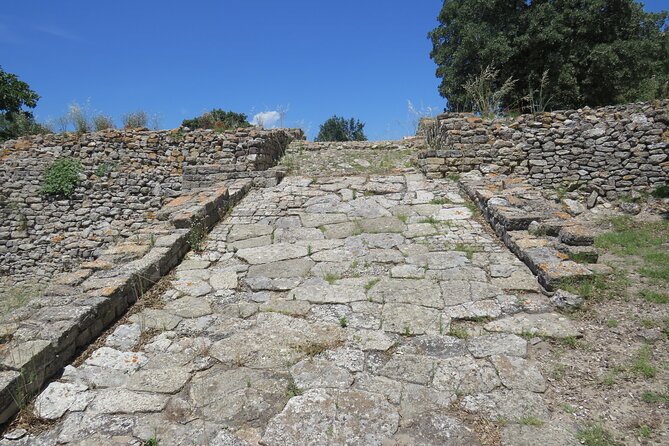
[4,174,581,445]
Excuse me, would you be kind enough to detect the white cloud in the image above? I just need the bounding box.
[251,110,281,128]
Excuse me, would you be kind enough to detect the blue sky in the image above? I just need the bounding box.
[2,1,667,140]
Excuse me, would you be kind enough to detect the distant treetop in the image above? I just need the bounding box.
[182,109,251,131]
[429,0,669,112]
[315,116,367,142]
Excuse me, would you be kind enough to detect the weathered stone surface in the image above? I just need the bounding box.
[262,389,400,445]
[89,389,168,414]
[164,296,212,318]
[84,347,148,372]
[467,334,527,358]
[126,367,191,393]
[34,382,91,420]
[368,278,443,308]
[247,258,315,279]
[501,423,580,446]
[390,412,481,446]
[290,357,353,389]
[209,270,239,290]
[291,281,366,304]
[105,324,141,351]
[490,355,546,393]
[460,389,549,420]
[433,356,501,394]
[236,244,308,264]
[381,303,445,335]
[210,313,344,369]
[484,313,581,339]
[189,366,289,426]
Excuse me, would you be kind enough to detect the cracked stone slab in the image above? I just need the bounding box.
[262,388,400,445]
[236,244,309,264]
[189,366,289,427]
[381,303,447,335]
[432,355,501,395]
[460,389,550,421]
[490,355,546,393]
[126,367,191,394]
[290,357,354,389]
[34,382,92,420]
[291,281,366,304]
[390,412,481,446]
[367,278,443,308]
[467,334,528,358]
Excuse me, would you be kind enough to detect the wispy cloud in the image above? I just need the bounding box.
[251,110,281,128]
[33,24,81,42]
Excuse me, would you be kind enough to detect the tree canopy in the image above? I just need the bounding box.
[315,116,367,142]
[429,0,669,112]
[0,67,47,141]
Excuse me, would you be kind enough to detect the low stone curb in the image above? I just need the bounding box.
[0,179,252,424]
[460,175,597,290]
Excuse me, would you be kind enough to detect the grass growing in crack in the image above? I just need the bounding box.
[453,242,480,261]
[419,216,439,226]
[518,416,544,427]
[641,391,669,405]
[324,273,339,284]
[286,379,303,398]
[186,218,206,252]
[577,423,620,446]
[449,326,469,340]
[430,197,452,205]
[339,316,348,328]
[364,278,381,292]
[396,214,409,224]
[446,172,460,182]
[640,289,668,304]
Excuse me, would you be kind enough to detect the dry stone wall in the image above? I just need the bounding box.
[418,100,669,198]
[0,127,301,282]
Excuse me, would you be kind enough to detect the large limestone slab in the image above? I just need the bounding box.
[88,389,168,414]
[490,355,546,393]
[189,366,289,427]
[209,313,344,369]
[291,281,366,304]
[390,412,481,446]
[262,389,400,445]
[35,382,92,420]
[381,303,447,335]
[460,389,549,421]
[236,244,308,265]
[367,278,443,309]
[126,367,191,394]
[227,224,274,242]
[432,356,501,395]
[467,334,528,358]
[484,313,581,339]
[247,258,315,279]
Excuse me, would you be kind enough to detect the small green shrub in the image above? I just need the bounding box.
[186,218,206,252]
[182,109,250,131]
[651,185,669,199]
[41,158,83,197]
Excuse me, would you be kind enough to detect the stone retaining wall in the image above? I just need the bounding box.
[0,178,252,424]
[418,101,669,198]
[0,128,301,281]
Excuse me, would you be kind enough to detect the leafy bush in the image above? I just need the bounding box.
[315,116,367,142]
[0,112,51,141]
[122,111,148,129]
[182,109,250,131]
[41,158,83,197]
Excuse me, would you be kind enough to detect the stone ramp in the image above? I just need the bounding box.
[2,174,580,445]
